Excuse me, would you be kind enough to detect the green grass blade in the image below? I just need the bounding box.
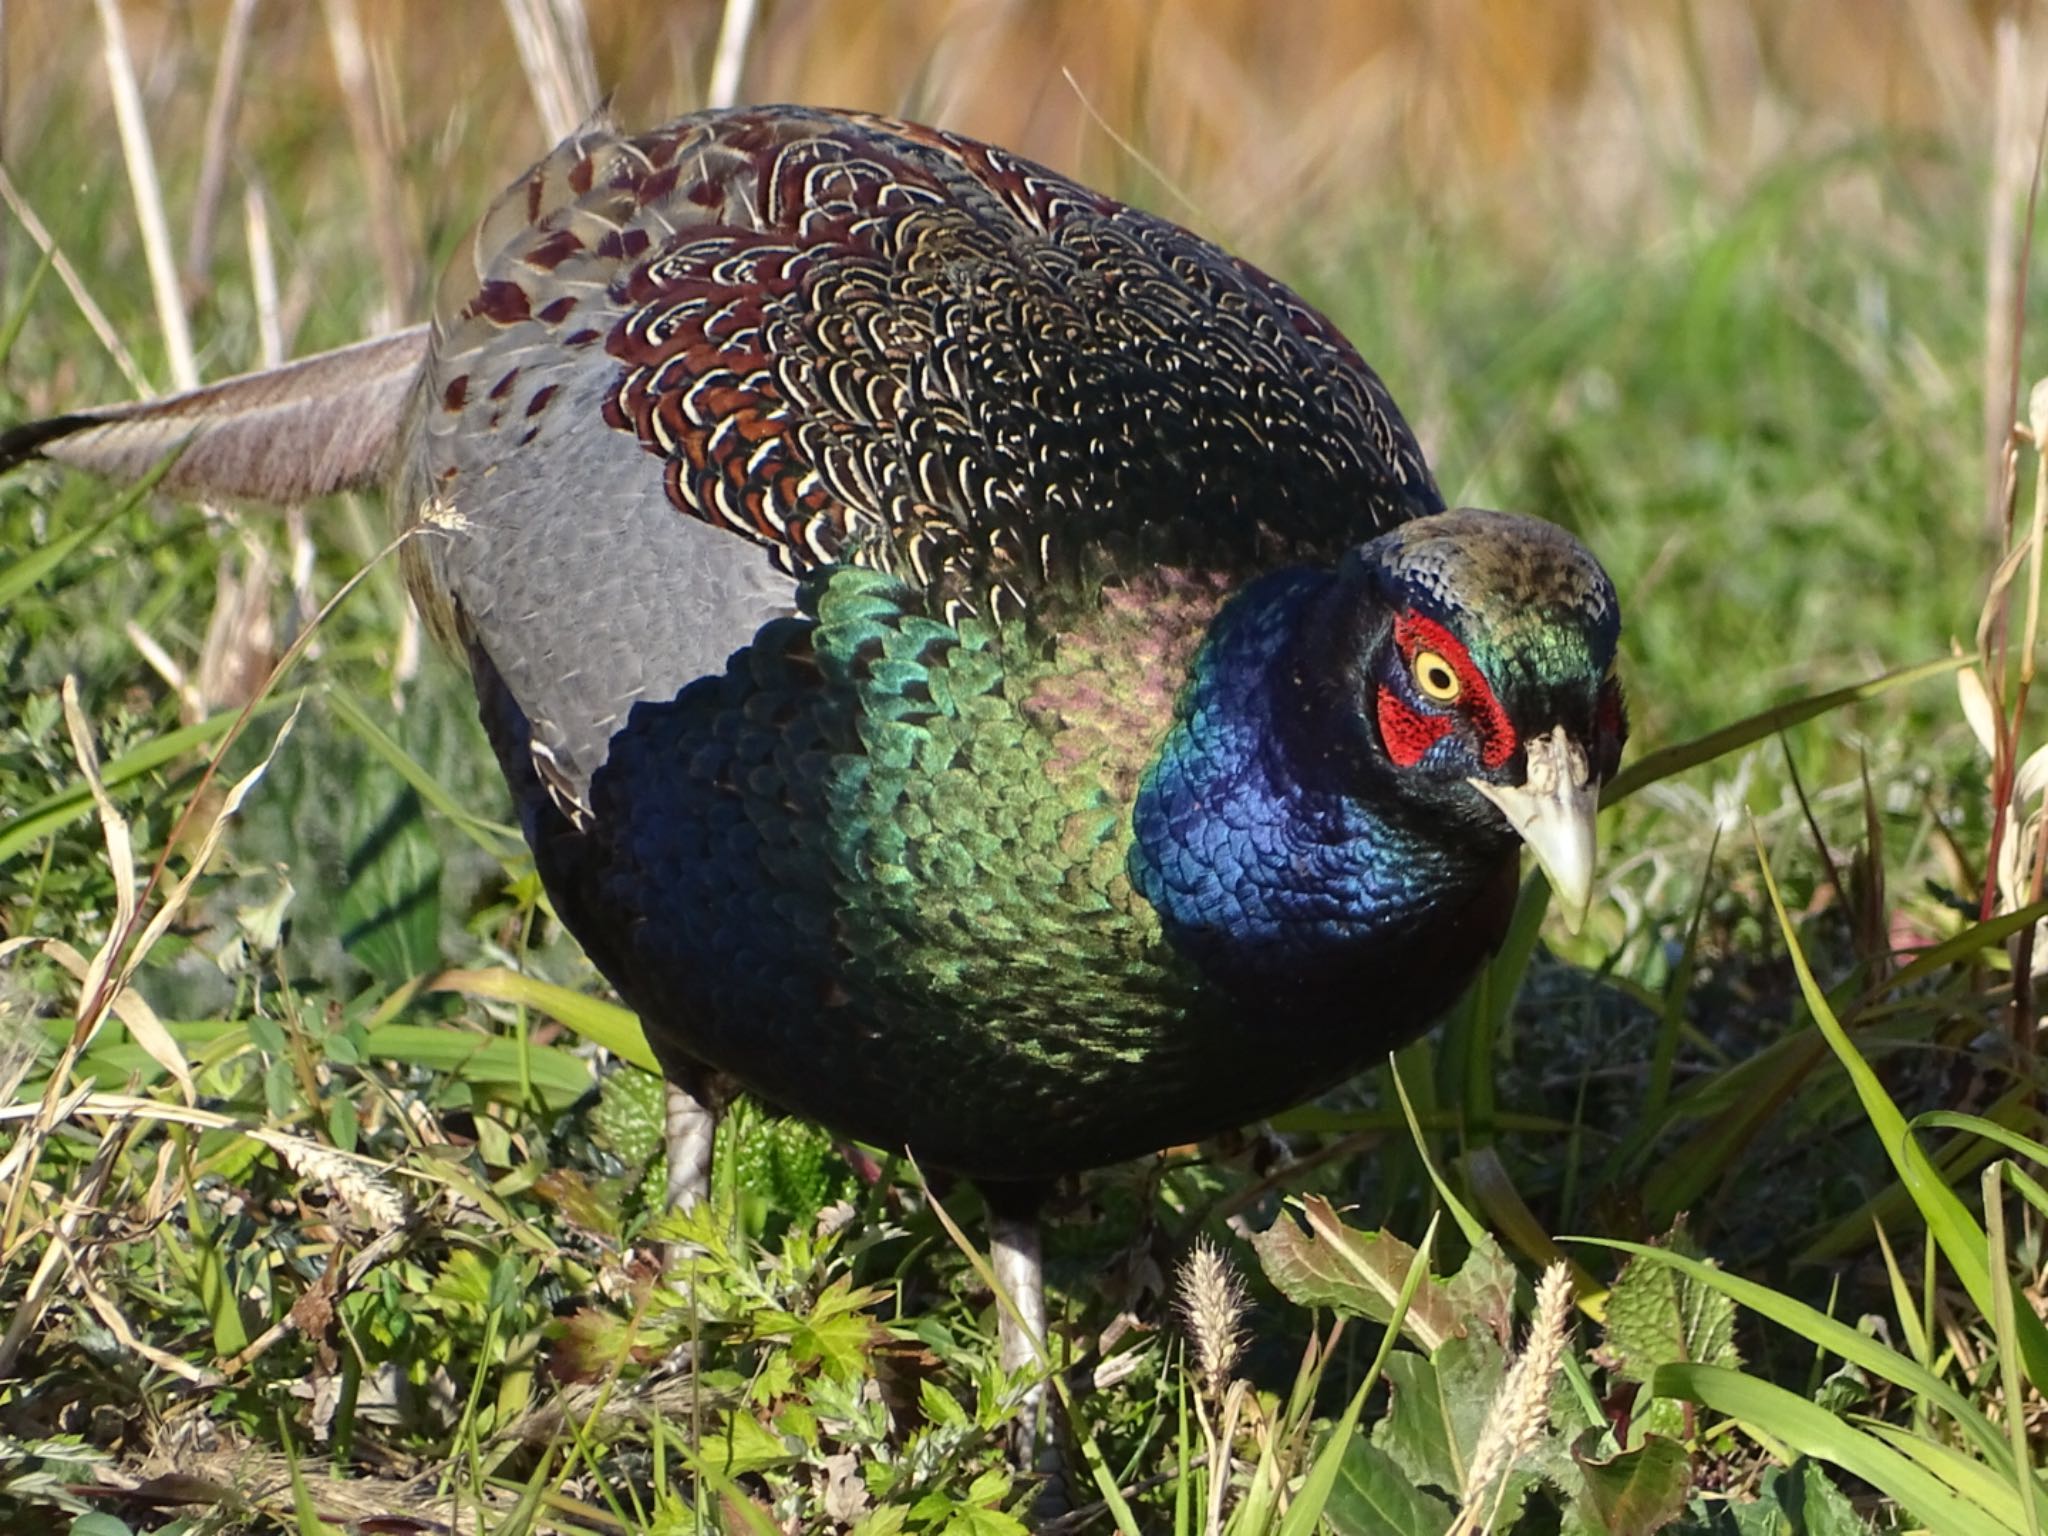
[1860,1422,2041,1536]
[1647,831,1719,1122]
[1872,899,2048,998]
[1275,1213,1440,1536]
[426,967,657,1073]
[0,436,193,612]
[359,1021,596,1105]
[1440,870,1550,1144]
[1912,1111,2048,1170]
[1391,1054,1491,1251]
[1653,1362,2011,1535]
[1870,1218,1932,1374]
[1752,824,2048,1392]
[0,243,57,366]
[1604,655,1966,805]
[1574,1237,2012,1471]
[0,694,297,867]
[1174,1367,1193,1536]
[323,685,525,863]
[1797,1084,2037,1265]
[1985,1164,2042,1536]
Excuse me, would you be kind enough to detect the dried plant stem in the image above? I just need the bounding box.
[184,0,260,293]
[0,165,152,395]
[0,1108,130,1378]
[1987,10,2025,542]
[502,0,598,142]
[706,0,758,109]
[95,0,198,390]
[320,0,413,327]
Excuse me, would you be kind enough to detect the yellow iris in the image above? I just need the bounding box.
[1413,650,1462,702]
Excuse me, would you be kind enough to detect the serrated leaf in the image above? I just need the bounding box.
[429,1249,494,1312]
[1445,1232,1519,1346]
[1602,1227,1740,1386]
[1574,1431,1693,1535]
[594,1066,666,1166]
[1251,1196,1464,1349]
[1322,1437,1454,1536]
[1372,1331,1510,1499]
[690,1410,795,1477]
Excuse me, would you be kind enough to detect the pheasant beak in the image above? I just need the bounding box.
[1468,725,1599,933]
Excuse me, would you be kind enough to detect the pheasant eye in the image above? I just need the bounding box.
[1412,650,1462,703]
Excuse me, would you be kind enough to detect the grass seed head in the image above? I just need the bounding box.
[1176,1237,1249,1401]
[1461,1262,1575,1513]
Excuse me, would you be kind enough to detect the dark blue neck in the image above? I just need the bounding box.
[1129,569,1512,1002]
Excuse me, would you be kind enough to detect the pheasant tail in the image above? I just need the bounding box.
[0,325,429,503]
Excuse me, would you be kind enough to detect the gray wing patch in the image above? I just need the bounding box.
[401,304,795,811]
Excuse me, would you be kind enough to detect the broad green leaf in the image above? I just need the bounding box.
[1321,1438,1453,1536]
[1276,1212,1442,1536]
[337,773,442,987]
[1373,1330,1510,1502]
[1250,1196,1464,1349]
[1573,1432,1692,1536]
[358,1022,593,1106]
[1693,1462,1872,1535]
[1755,1462,1867,1536]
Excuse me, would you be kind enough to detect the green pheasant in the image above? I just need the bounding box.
[2,105,1626,1388]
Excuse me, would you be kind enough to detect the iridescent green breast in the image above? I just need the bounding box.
[535,564,1422,1178]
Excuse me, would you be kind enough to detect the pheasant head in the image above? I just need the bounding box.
[1129,507,1624,1005]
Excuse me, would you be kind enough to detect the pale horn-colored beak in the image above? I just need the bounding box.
[1469,724,1599,933]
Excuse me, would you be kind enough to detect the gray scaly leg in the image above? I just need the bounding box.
[985,1188,1065,1511]
[662,1068,728,1211]
[990,1210,1046,1381]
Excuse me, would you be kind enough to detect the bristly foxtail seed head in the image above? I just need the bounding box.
[1459,1262,1575,1515]
[1175,1238,1250,1401]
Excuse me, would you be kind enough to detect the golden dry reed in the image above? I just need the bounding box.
[1,0,2031,280]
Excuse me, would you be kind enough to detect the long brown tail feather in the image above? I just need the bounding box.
[0,325,430,504]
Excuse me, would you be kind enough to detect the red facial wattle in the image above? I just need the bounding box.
[1376,689,1452,767]
[1376,612,1517,770]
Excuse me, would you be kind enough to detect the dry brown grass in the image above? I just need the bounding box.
[1,1,2030,284]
